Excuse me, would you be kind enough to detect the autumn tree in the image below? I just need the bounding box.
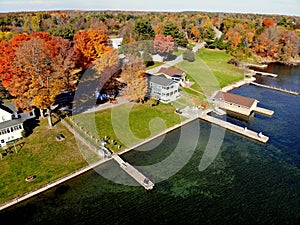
[74,23,112,67]
[121,55,147,103]
[0,33,80,127]
[153,34,174,59]
[93,49,121,94]
[277,30,300,62]
[262,18,275,28]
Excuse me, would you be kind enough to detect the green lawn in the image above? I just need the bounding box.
[178,48,244,96]
[172,49,184,57]
[0,119,99,204]
[72,102,182,152]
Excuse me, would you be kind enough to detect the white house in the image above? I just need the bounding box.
[109,38,123,49]
[147,75,180,103]
[0,103,36,147]
[155,67,186,84]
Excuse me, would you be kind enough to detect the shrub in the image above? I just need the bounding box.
[183,49,195,62]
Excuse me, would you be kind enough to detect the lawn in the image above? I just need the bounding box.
[178,48,245,96]
[71,102,182,152]
[0,119,99,204]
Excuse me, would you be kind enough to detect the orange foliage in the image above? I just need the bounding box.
[262,18,275,28]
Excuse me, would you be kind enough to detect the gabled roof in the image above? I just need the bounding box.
[214,91,257,108]
[0,103,15,114]
[0,118,24,130]
[157,67,185,77]
[148,75,176,87]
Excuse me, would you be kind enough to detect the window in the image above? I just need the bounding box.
[30,112,33,116]
[1,139,4,143]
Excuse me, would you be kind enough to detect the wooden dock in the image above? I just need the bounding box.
[198,112,269,143]
[112,154,154,190]
[251,82,299,95]
[249,69,278,77]
[254,106,274,116]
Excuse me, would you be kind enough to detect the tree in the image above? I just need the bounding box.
[182,49,195,62]
[48,25,75,39]
[121,55,147,103]
[134,20,155,40]
[191,26,200,41]
[163,22,188,47]
[74,24,111,67]
[278,30,299,62]
[153,34,174,59]
[0,33,80,127]
[93,49,121,94]
[262,18,275,28]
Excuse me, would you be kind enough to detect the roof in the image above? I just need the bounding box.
[148,75,176,87]
[0,118,25,130]
[0,103,15,114]
[157,67,185,77]
[214,91,257,108]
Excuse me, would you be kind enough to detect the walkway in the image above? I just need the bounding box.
[251,82,299,96]
[198,112,269,143]
[112,154,154,190]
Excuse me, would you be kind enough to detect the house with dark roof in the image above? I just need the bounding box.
[212,91,259,116]
[147,75,180,103]
[156,67,186,83]
[0,102,36,147]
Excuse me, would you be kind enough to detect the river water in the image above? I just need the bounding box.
[1,64,300,225]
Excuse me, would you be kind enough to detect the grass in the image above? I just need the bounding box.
[172,49,184,57]
[72,102,182,152]
[178,48,245,96]
[0,119,98,204]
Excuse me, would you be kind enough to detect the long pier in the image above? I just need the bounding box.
[251,82,299,96]
[249,69,278,77]
[198,112,269,143]
[112,154,154,190]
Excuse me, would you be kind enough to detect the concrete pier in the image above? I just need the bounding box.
[254,106,274,116]
[251,82,299,96]
[112,154,154,190]
[198,112,269,143]
[249,69,278,77]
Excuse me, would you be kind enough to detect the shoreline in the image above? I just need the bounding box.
[0,116,197,211]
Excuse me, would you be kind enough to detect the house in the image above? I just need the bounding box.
[156,67,186,83]
[109,38,123,49]
[0,102,36,147]
[147,75,180,103]
[212,91,259,116]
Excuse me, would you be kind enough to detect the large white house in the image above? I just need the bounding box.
[147,75,180,103]
[0,103,36,147]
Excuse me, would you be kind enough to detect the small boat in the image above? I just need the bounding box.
[25,175,35,182]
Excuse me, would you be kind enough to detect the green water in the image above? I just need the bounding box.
[1,64,300,225]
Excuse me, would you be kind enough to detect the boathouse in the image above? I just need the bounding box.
[212,91,258,116]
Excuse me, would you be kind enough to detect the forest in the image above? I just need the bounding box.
[0,10,299,124]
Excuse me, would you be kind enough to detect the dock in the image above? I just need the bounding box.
[112,154,154,190]
[249,69,278,77]
[198,112,269,143]
[251,82,299,95]
[241,62,268,69]
[254,106,274,116]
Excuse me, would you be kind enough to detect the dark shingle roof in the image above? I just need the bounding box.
[214,91,256,108]
[0,118,24,130]
[148,75,175,87]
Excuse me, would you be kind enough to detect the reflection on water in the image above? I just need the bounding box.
[1,64,300,225]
